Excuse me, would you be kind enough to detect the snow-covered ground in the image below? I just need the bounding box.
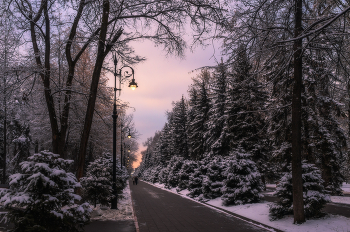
[90,182,133,221]
[342,183,350,194]
[267,183,350,194]
[148,181,350,232]
[266,182,350,205]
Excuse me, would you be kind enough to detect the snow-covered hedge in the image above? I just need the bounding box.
[0,151,91,232]
[140,154,264,205]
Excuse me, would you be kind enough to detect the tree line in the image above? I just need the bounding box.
[138,0,350,223]
[137,45,350,222]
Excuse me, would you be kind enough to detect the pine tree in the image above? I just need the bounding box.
[171,96,189,159]
[176,160,198,192]
[159,123,172,166]
[256,45,292,184]
[0,151,91,231]
[188,74,210,160]
[221,150,263,206]
[188,159,209,199]
[158,166,169,184]
[205,60,229,156]
[7,117,31,174]
[224,47,270,184]
[166,156,184,188]
[80,153,114,207]
[202,156,226,199]
[303,55,346,195]
[269,161,329,220]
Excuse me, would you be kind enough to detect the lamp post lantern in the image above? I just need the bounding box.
[111,54,137,209]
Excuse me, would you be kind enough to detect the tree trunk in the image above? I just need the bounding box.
[29,1,64,156]
[76,0,110,180]
[348,81,350,137]
[292,0,305,224]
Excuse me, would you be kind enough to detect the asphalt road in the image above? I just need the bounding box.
[130,180,271,232]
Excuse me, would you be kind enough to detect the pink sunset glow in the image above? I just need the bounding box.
[108,40,220,168]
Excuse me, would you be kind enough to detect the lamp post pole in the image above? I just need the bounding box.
[120,122,123,168]
[111,55,118,209]
[111,54,138,210]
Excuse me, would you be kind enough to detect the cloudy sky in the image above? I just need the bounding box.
[107,39,221,167]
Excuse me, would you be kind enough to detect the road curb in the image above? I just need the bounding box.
[142,180,283,232]
[129,182,139,232]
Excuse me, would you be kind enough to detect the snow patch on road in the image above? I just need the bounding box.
[145,189,161,199]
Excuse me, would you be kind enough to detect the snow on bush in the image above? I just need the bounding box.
[80,153,113,207]
[269,161,330,220]
[141,166,163,183]
[202,156,226,199]
[81,153,129,208]
[187,160,207,199]
[149,166,163,183]
[165,156,184,188]
[158,167,169,184]
[176,160,198,192]
[0,151,91,232]
[221,151,264,206]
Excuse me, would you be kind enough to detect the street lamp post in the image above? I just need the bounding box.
[111,54,137,209]
[121,127,132,167]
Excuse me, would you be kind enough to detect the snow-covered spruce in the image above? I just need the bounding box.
[221,151,264,206]
[166,156,184,189]
[187,159,208,199]
[0,151,91,232]
[176,160,198,192]
[202,156,226,199]
[81,153,112,207]
[148,166,163,183]
[81,153,129,208]
[269,161,330,220]
[158,167,169,184]
[141,165,162,183]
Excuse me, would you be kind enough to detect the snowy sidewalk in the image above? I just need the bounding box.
[130,180,274,232]
[85,182,136,232]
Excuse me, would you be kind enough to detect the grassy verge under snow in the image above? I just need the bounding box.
[147,181,350,232]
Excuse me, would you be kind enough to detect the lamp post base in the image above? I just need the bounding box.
[111,195,118,209]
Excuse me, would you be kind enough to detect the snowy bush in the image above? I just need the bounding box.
[165,156,184,188]
[221,151,264,205]
[0,151,91,232]
[202,156,226,199]
[176,160,198,192]
[158,167,169,184]
[80,153,113,207]
[81,153,128,208]
[149,166,163,183]
[140,166,161,183]
[188,159,208,199]
[139,168,152,182]
[269,161,330,220]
